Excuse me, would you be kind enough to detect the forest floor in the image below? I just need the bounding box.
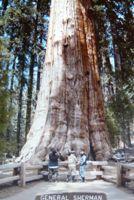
[0,180,134,200]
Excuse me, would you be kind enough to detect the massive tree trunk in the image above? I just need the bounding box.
[18,0,111,163]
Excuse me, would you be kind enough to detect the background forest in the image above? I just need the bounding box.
[0,0,133,161]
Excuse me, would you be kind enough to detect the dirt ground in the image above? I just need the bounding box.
[0,180,134,200]
[0,181,39,199]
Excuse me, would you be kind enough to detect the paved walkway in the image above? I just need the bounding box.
[1,180,134,200]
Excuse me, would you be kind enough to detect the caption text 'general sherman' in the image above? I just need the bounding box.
[35,193,107,200]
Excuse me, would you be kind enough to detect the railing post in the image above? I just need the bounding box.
[20,162,26,187]
[96,164,102,180]
[13,165,20,185]
[117,163,123,186]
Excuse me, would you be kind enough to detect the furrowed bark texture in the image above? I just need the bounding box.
[18,0,111,163]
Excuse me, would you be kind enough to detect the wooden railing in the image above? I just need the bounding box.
[0,162,46,187]
[117,163,134,187]
[0,163,21,185]
[0,161,108,187]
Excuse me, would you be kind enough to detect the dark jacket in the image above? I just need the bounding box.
[48,152,59,167]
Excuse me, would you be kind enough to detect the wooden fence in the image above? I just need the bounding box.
[0,161,133,188]
[117,163,134,187]
[0,162,46,187]
[0,161,108,187]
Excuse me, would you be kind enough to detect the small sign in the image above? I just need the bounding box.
[35,192,107,200]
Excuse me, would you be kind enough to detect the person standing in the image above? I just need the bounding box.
[79,151,87,182]
[48,148,59,181]
[67,151,77,182]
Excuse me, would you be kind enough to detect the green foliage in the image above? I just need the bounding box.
[107,86,134,146]
[0,42,13,159]
[0,139,17,162]
[106,108,120,147]
[110,88,133,125]
[0,50,10,134]
[92,0,134,147]
[0,0,50,156]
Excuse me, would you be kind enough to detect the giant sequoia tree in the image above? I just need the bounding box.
[18,0,111,163]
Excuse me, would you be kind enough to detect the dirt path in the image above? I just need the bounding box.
[0,180,133,200]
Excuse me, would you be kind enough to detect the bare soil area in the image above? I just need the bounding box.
[0,180,134,200]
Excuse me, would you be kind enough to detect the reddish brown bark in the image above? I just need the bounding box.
[18,0,111,163]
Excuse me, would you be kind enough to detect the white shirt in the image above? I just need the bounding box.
[68,154,77,166]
